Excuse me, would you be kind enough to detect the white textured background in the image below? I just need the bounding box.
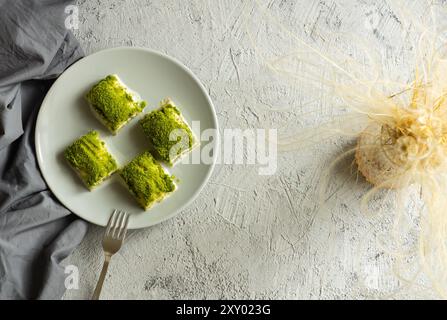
[63,0,441,299]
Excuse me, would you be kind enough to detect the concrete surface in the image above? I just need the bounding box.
[63,0,440,299]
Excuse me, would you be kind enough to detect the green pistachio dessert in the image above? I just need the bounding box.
[86,74,147,134]
[139,98,197,165]
[119,151,176,210]
[64,130,118,190]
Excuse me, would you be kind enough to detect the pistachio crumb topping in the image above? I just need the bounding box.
[139,99,194,165]
[120,151,175,209]
[64,130,118,189]
[86,75,146,133]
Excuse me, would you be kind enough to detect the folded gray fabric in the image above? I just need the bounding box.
[0,0,88,299]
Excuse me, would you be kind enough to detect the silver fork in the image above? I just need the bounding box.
[92,209,130,300]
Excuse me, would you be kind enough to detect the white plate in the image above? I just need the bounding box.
[35,47,218,229]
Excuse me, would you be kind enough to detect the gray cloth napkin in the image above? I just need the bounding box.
[0,0,88,299]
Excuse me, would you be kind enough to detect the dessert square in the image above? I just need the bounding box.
[119,151,176,210]
[85,74,146,134]
[64,130,118,190]
[139,98,197,165]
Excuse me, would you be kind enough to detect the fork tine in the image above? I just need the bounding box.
[105,209,118,235]
[112,210,125,239]
[118,212,130,240]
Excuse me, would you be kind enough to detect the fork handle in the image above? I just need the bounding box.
[92,254,112,300]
